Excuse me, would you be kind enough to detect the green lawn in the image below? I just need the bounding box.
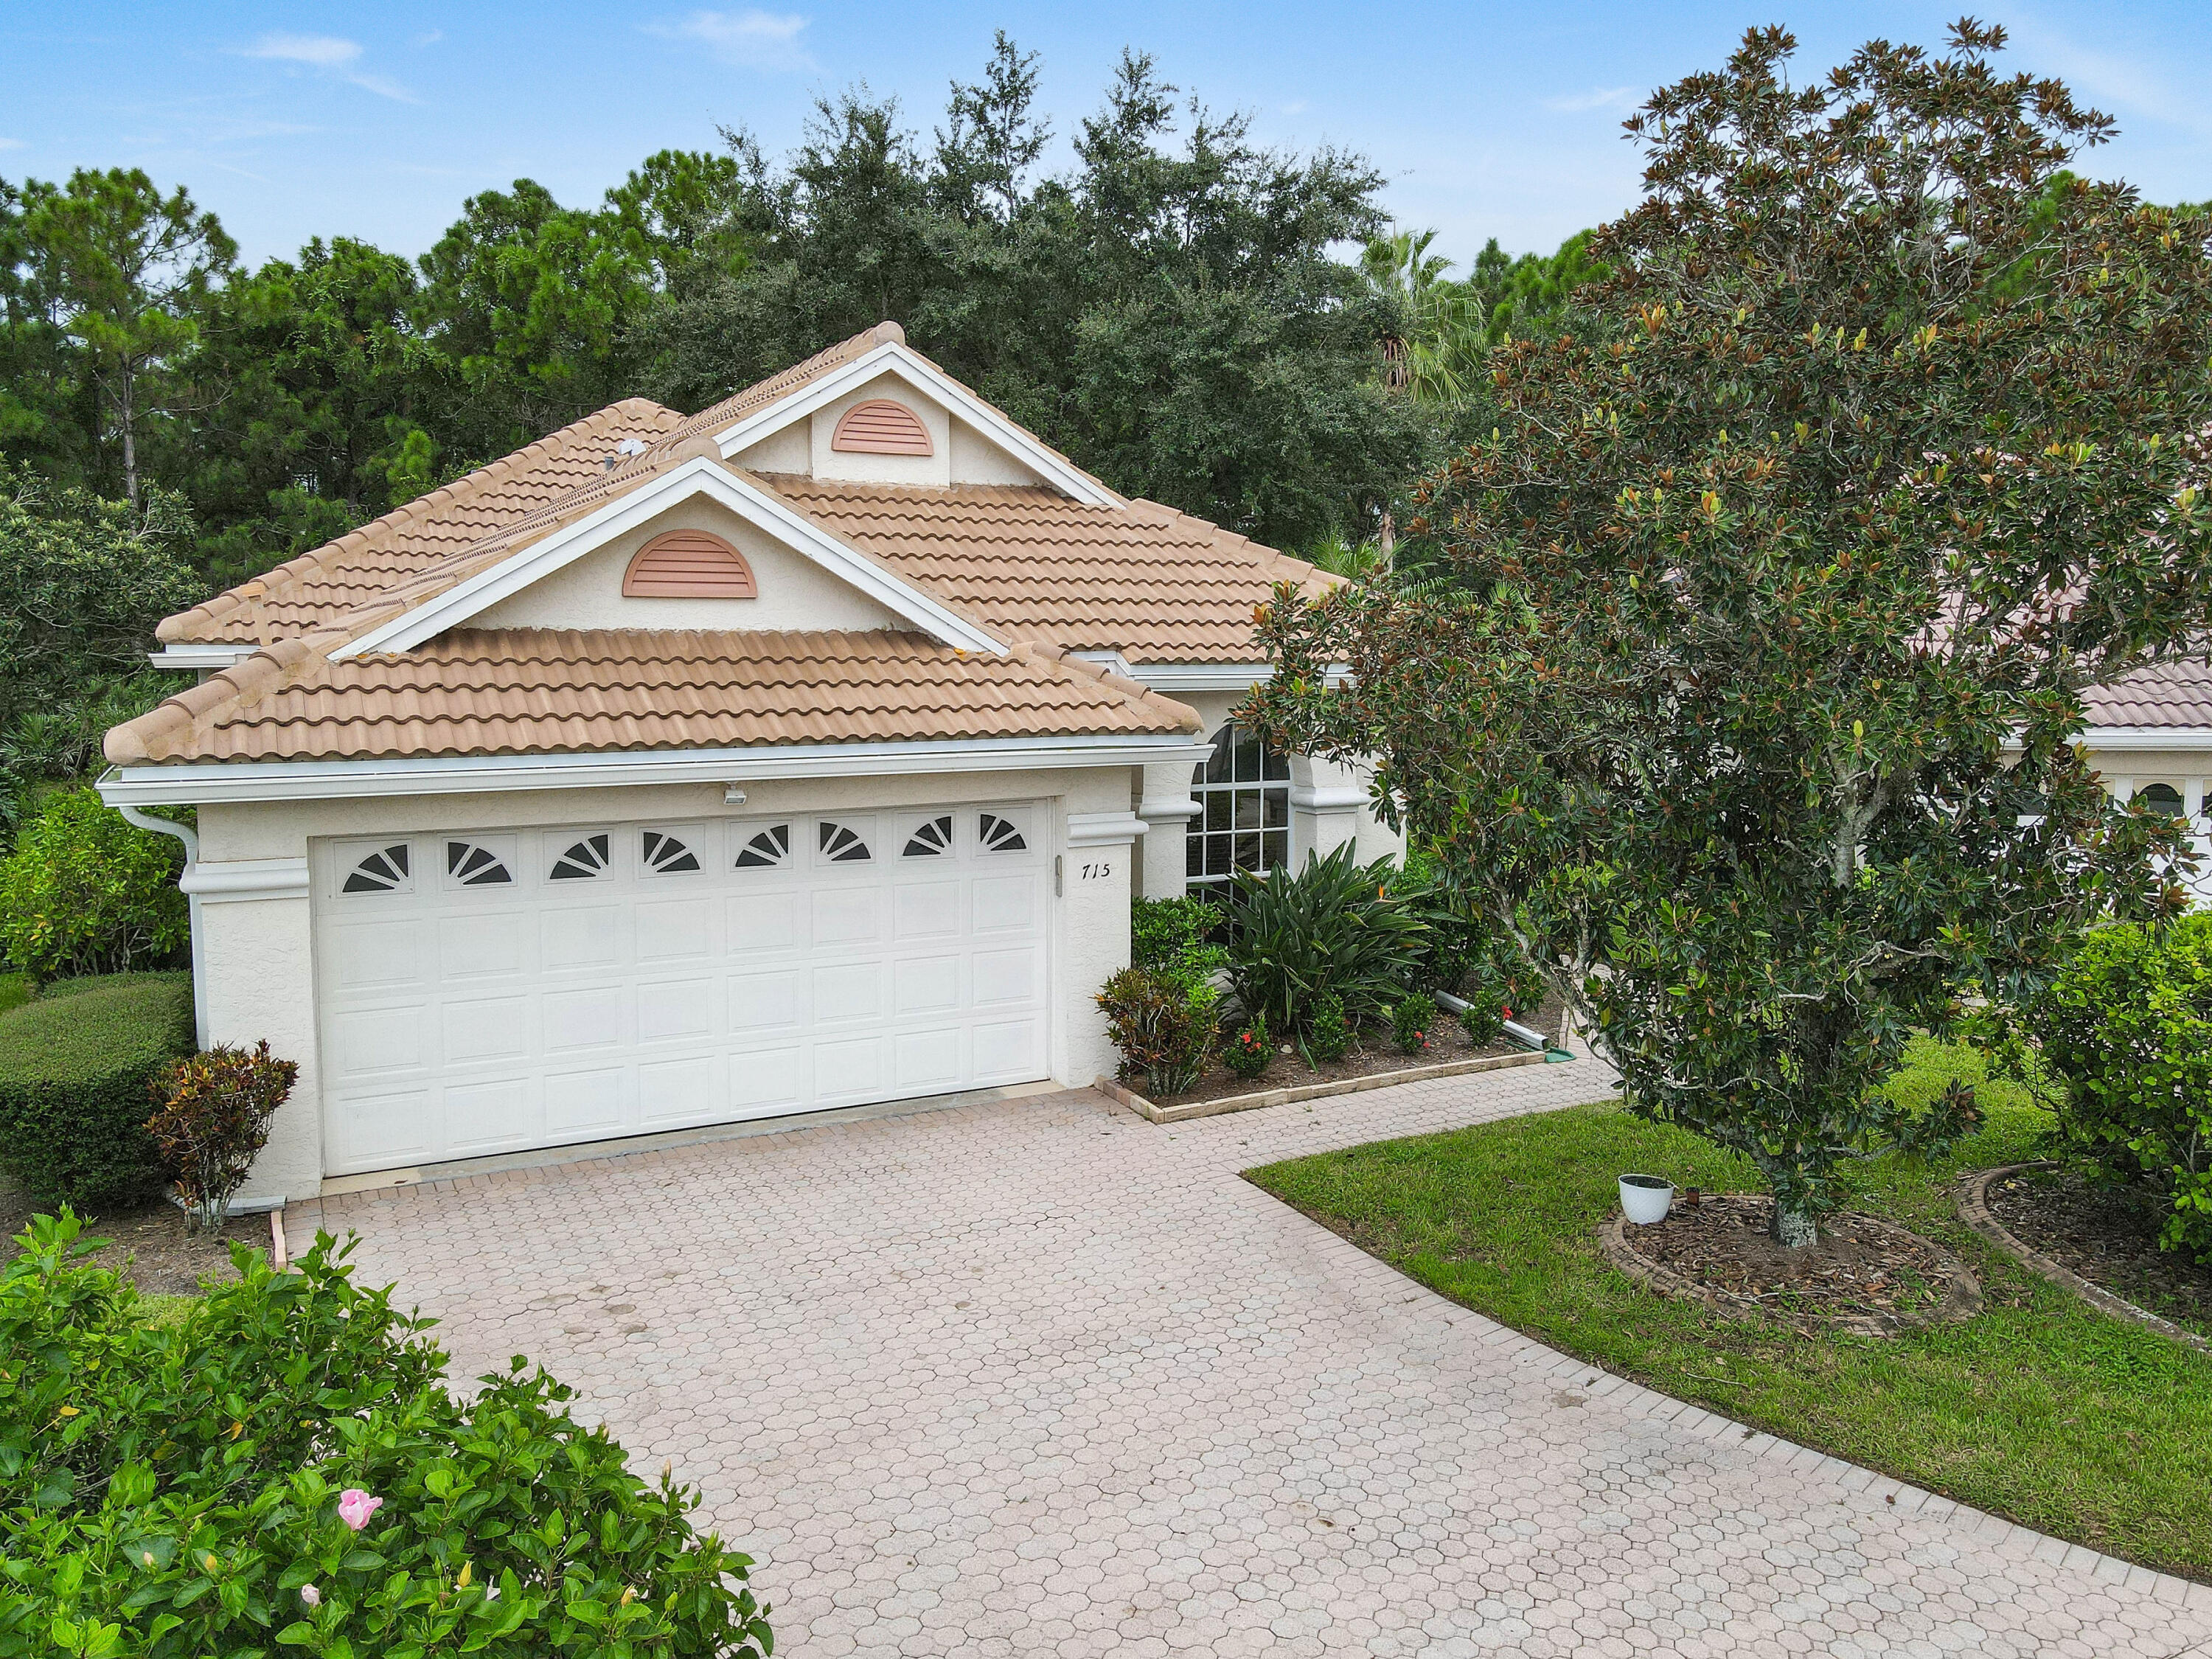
[0,974,29,1017]
[1248,1038,2212,1583]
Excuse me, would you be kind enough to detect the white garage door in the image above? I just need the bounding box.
[314,804,1051,1176]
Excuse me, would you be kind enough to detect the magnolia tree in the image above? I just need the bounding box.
[1245,22,2212,1247]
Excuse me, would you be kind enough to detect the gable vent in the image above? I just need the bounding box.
[831,399,933,456]
[622,529,758,599]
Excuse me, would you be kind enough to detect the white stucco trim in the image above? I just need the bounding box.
[711,343,1122,508]
[181,857,311,903]
[1290,784,1369,811]
[1066,810,1148,847]
[147,644,256,672]
[333,457,1007,660]
[98,735,1215,808]
[1123,663,1354,693]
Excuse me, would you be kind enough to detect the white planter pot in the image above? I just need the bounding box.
[1618,1174,1674,1225]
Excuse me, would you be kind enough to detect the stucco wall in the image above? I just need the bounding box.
[810,372,953,487]
[195,764,1136,1200]
[471,496,903,634]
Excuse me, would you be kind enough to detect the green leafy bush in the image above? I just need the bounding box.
[1459,989,1506,1046]
[1225,843,1427,1036]
[1097,966,1217,1096]
[0,1211,774,1658]
[1305,993,1353,1064]
[147,1041,299,1233]
[0,787,188,981]
[0,972,193,1208]
[1392,991,1438,1054]
[2020,915,2212,1261]
[1131,894,1230,995]
[1222,1016,1273,1082]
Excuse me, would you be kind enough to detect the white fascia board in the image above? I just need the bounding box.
[333,457,1007,660]
[2078,727,2212,751]
[96,734,1215,808]
[1122,663,1354,692]
[148,644,256,671]
[710,344,1121,509]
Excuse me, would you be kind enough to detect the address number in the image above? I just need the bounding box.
[1079,860,1114,882]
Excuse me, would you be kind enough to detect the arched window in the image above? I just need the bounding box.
[1188,723,1290,896]
[2135,782,2186,818]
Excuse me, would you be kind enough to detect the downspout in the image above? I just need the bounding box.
[114,801,207,1048]
[1434,988,1573,1062]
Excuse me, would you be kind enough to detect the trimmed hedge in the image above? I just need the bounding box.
[0,972,194,1210]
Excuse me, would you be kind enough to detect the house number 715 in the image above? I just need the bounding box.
[1079,860,1113,881]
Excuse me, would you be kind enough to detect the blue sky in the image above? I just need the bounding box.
[4,2,2208,276]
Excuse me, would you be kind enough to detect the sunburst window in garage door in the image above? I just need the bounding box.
[819,820,871,862]
[979,813,1027,853]
[341,843,411,894]
[549,833,611,880]
[734,823,792,869]
[641,829,702,874]
[445,840,513,886]
[903,815,953,857]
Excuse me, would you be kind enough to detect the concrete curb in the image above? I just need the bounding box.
[1096,1046,1547,1123]
[1958,1161,2211,1354]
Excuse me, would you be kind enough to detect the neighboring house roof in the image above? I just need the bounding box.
[111,322,1319,774]
[107,630,1197,766]
[2087,660,2212,731]
[755,477,1330,664]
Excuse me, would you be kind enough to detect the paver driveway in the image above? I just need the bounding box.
[290,1065,2212,1657]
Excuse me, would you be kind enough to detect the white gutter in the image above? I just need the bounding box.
[1121,662,1354,693]
[2077,727,2212,751]
[147,644,256,672]
[97,734,1215,808]
[113,804,207,1046]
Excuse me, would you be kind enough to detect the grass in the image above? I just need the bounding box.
[1248,1037,2212,1583]
[0,975,29,1017]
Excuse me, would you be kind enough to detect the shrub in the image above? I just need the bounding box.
[0,786,188,981]
[1097,966,1217,1096]
[1459,987,1506,1046]
[0,1211,773,1658]
[147,1040,299,1233]
[1131,894,1230,995]
[1223,1016,1273,1082]
[0,972,193,1209]
[1226,842,1427,1036]
[1392,991,1438,1054]
[1305,992,1353,1064]
[2019,915,2212,1262]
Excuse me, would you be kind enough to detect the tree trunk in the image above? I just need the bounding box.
[119,360,139,509]
[1770,1193,1819,1249]
[1378,510,1395,569]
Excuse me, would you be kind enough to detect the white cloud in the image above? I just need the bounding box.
[247,33,362,69]
[649,10,813,72]
[240,32,417,102]
[0,138,24,151]
[1543,86,1639,114]
[414,29,445,47]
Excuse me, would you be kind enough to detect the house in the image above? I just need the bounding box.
[2082,661,2212,899]
[100,324,1400,1203]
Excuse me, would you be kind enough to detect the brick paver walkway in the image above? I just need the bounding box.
[290,1065,2212,1657]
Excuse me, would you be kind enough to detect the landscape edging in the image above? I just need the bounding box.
[1958,1161,2210,1353]
[1097,1047,1545,1124]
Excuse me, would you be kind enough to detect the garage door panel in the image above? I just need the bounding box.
[330,1004,431,1079]
[442,1078,537,1157]
[330,919,427,991]
[636,897,715,963]
[440,995,532,1066]
[542,904,625,971]
[637,975,718,1043]
[728,969,803,1033]
[319,802,1052,1176]
[439,911,532,980]
[546,1068,628,1135]
[543,985,629,1054]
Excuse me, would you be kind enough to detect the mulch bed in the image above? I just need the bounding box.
[1984,1166,2212,1341]
[1,1184,266,1296]
[1144,995,1555,1109]
[1605,1193,1979,1336]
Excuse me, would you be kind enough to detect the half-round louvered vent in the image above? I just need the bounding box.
[830,399,933,456]
[621,529,758,599]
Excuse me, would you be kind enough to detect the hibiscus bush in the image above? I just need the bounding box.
[0,1211,773,1658]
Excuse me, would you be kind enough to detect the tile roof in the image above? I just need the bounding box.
[2086,659,2212,730]
[107,630,1200,766]
[663,321,902,441]
[754,476,1334,664]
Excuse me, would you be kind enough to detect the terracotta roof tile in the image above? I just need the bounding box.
[2087,659,2212,729]
[108,630,1199,766]
[753,476,1335,665]
[664,321,901,442]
